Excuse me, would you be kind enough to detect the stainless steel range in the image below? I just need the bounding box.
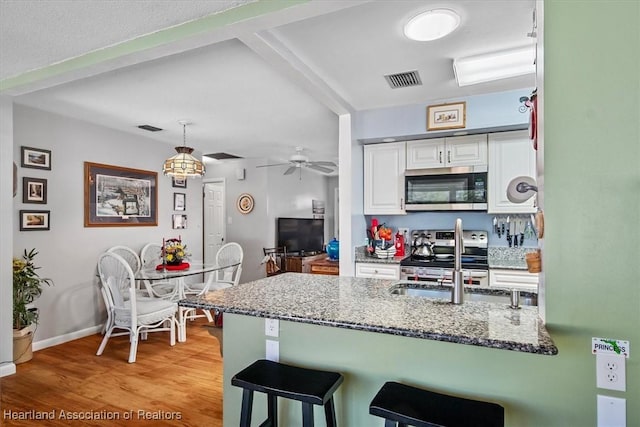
[400,229,489,286]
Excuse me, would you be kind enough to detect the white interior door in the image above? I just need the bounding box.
[204,180,225,264]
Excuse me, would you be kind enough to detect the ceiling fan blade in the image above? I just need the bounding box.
[307,164,333,173]
[256,163,290,168]
[309,161,337,167]
[284,166,297,175]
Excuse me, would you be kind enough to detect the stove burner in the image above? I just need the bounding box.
[402,228,489,270]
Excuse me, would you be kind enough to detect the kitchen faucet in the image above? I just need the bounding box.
[452,218,464,304]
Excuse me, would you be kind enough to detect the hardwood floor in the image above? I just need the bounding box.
[1,318,223,426]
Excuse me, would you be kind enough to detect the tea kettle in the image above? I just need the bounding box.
[412,233,435,257]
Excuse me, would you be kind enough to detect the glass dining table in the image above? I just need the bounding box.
[134,261,239,342]
[134,260,240,298]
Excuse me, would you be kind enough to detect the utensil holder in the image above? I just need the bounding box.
[525,250,541,273]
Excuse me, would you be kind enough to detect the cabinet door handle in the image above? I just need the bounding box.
[439,151,443,164]
[448,151,451,163]
[400,197,404,210]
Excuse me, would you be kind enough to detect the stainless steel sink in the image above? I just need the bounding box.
[389,282,537,306]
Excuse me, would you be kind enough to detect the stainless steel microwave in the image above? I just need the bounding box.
[404,167,488,211]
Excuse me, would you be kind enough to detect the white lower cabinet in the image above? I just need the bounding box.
[355,263,400,280]
[489,269,538,292]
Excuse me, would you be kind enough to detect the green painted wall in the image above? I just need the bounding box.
[222,2,640,426]
[544,0,639,423]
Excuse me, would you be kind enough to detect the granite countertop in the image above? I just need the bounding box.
[355,246,538,270]
[180,273,557,355]
[354,246,403,264]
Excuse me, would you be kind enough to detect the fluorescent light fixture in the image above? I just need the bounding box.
[404,9,460,41]
[453,45,536,86]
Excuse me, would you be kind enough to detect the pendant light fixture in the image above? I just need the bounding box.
[163,120,205,178]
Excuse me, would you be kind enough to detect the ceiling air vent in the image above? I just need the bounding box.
[137,124,163,132]
[384,70,422,89]
[204,152,243,160]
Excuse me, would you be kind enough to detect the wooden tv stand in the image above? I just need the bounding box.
[285,253,326,273]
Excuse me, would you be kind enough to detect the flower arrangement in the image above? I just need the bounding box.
[13,249,53,330]
[162,238,189,265]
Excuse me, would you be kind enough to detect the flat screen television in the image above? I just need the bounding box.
[277,217,324,255]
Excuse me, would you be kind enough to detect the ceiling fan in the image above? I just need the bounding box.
[256,147,337,178]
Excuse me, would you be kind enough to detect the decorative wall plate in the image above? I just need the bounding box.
[237,193,254,214]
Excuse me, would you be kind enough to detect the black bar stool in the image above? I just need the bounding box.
[231,359,344,427]
[369,381,504,427]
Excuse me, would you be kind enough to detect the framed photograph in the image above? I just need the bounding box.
[427,102,466,131]
[172,177,187,188]
[172,214,187,229]
[19,210,50,231]
[173,193,186,211]
[236,193,254,214]
[22,177,47,204]
[84,162,157,227]
[21,146,52,170]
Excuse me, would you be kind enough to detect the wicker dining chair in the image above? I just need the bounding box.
[96,252,178,363]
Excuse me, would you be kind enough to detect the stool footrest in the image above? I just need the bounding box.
[369,381,504,427]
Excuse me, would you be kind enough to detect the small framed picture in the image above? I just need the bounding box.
[173,193,186,211]
[427,102,466,131]
[21,146,52,170]
[19,210,50,231]
[172,177,187,188]
[172,214,187,229]
[23,177,47,204]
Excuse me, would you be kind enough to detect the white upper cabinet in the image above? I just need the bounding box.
[364,142,406,215]
[406,138,445,169]
[488,130,537,213]
[406,134,487,170]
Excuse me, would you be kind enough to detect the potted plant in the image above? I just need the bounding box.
[12,248,53,364]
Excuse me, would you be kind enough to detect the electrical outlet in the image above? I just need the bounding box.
[597,353,626,391]
[265,318,279,337]
[398,228,409,239]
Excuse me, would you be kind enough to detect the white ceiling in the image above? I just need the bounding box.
[0,0,536,168]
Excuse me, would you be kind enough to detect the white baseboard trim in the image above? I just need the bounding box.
[33,325,103,352]
[0,362,17,378]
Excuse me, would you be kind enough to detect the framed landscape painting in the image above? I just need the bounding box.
[21,146,52,170]
[84,162,157,227]
[19,210,50,231]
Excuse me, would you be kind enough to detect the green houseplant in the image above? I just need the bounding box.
[12,248,53,363]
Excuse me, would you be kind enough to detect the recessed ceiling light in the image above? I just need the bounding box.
[382,138,396,142]
[404,9,460,41]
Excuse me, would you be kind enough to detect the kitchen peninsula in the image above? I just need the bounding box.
[181,273,557,426]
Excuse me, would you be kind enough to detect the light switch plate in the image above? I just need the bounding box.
[597,395,626,427]
[596,353,626,391]
[266,339,279,362]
